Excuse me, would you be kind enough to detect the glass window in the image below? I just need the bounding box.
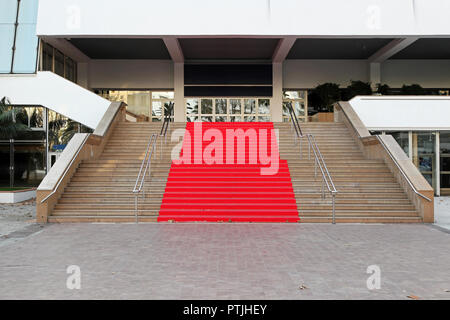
[126,91,151,118]
[65,57,76,82]
[258,99,270,114]
[186,99,199,115]
[388,131,409,156]
[0,25,15,73]
[0,0,18,24]
[152,92,174,99]
[230,99,241,114]
[412,132,436,189]
[244,99,256,114]
[12,24,38,73]
[42,42,53,71]
[440,132,450,190]
[18,0,39,23]
[201,99,213,114]
[54,50,65,77]
[152,101,162,119]
[215,99,227,114]
[283,89,308,122]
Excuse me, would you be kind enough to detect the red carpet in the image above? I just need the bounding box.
[158,122,299,222]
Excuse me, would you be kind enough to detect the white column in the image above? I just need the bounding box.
[436,131,440,196]
[272,62,283,122]
[369,62,381,90]
[408,131,413,159]
[174,62,185,122]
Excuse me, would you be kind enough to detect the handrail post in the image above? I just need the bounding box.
[322,177,325,199]
[135,194,138,224]
[332,192,336,224]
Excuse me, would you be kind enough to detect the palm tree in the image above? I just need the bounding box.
[0,97,29,139]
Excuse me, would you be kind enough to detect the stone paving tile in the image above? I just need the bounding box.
[0,223,449,299]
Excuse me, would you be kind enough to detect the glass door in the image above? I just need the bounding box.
[440,132,450,195]
[412,132,436,189]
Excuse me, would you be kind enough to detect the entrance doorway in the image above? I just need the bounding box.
[185,97,271,122]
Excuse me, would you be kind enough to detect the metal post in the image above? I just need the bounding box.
[308,141,311,160]
[135,195,138,224]
[332,193,336,224]
[9,139,14,188]
[321,177,325,199]
[314,158,317,177]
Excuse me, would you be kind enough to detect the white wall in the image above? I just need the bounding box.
[36,0,450,36]
[283,60,450,89]
[381,60,450,88]
[350,96,450,130]
[88,60,173,89]
[283,60,369,88]
[0,72,111,129]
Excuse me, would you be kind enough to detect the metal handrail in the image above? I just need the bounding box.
[376,135,432,202]
[132,133,158,223]
[286,102,338,224]
[40,133,91,204]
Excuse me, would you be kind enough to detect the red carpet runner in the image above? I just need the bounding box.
[158,122,299,222]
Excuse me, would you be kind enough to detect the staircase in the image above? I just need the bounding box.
[158,122,299,222]
[274,122,422,223]
[47,120,422,223]
[49,122,184,222]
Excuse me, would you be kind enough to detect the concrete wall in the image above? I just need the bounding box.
[283,59,450,89]
[283,60,369,88]
[381,60,450,88]
[88,60,174,89]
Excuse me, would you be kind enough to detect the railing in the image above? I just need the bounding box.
[132,133,158,223]
[376,136,432,202]
[286,102,338,223]
[159,109,172,159]
[40,133,91,205]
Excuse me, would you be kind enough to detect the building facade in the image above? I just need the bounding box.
[1,0,450,194]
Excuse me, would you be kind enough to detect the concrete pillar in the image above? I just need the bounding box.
[77,62,90,89]
[369,62,381,91]
[272,62,283,122]
[174,62,185,122]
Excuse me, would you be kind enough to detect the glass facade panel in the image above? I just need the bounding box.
[282,89,308,122]
[230,99,241,114]
[18,0,39,23]
[186,98,270,122]
[42,42,53,71]
[215,99,227,114]
[244,99,256,114]
[13,24,38,73]
[258,99,270,114]
[440,132,450,190]
[54,50,65,77]
[1,0,38,74]
[186,99,199,115]
[201,99,213,114]
[126,91,151,118]
[0,0,18,23]
[0,25,15,73]
[152,101,162,119]
[412,132,436,189]
[152,92,174,99]
[13,143,45,187]
[388,131,409,156]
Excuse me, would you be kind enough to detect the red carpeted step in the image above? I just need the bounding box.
[158,122,299,222]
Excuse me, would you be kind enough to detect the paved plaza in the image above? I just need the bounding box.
[0,222,449,299]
